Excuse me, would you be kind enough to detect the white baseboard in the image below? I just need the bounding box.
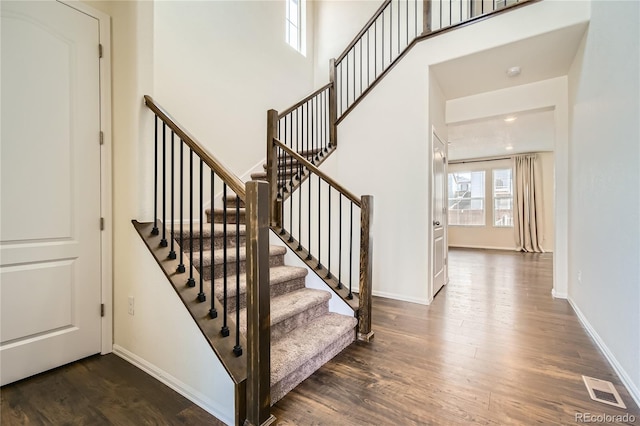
[112,345,233,426]
[551,288,568,299]
[448,244,515,251]
[567,298,640,409]
[371,289,429,305]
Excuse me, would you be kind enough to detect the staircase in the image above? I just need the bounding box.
[195,197,357,403]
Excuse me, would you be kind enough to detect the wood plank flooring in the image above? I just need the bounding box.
[2,249,638,425]
[272,248,640,425]
[0,353,223,425]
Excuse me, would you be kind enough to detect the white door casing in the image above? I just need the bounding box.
[431,130,447,299]
[0,0,111,385]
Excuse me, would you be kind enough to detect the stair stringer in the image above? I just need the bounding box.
[122,223,237,425]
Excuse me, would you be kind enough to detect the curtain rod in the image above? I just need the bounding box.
[448,151,546,165]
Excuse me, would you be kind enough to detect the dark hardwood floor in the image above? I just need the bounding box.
[2,249,638,425]
[0,353,223,425]
[272,249,640,425]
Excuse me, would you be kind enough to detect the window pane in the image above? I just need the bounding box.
[448,171,485,226]
[493,168,513,227]
[289,0,298,26]
[287,24,298,49]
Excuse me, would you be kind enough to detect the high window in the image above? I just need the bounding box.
[286,0,306,55]
[448,171,485,226]
[493,168,513,227]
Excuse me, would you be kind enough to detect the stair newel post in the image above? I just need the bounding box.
[422,0,432,35]
[358,195,375,342]
[245,180,274,426]
[266,109,280,228]
[329,58,338,148]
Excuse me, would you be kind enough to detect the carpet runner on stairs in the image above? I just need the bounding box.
[176,196,357,404]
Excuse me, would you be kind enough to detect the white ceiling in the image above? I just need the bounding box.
[433,22,587,161]
[448,108,555,161]
[431,23,588,100]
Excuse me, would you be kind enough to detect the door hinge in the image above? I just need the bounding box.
[101,303,105,317]
[99,44,103,58]
[100,131,104,145]
[100,217,105,230]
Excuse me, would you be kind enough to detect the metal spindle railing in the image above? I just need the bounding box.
[268,133,374,341]
[141,95,271,425]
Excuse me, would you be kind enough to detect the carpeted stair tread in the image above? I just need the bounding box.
[238,288,331,336]
[208,265,307,300]
[191,244,286,267]
[270,312,357,395]
[174,222,246,239]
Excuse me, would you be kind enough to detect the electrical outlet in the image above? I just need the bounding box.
[128,296,135,316]
[577,270,582,284]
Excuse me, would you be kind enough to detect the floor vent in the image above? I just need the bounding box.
[582,375,626,409]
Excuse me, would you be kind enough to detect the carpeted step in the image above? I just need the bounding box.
[224,195,245,208]
[209,265,308,312]
[238,288,331,340]
[174,223,246,252]
[191,245,286,280]
[270,312,357,404]
[206,207,246,224]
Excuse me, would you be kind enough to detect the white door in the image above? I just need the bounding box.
[1,0,102,385]
[431,131,447,298]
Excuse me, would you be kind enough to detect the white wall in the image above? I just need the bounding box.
[312,0,381,86]
[568,0,640,406]
[154,1,316,178]
[317,1,588,304]
[447,77,568,295]
[448,153,554,251]
[82,1,236,422]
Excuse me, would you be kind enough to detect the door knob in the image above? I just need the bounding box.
[433,221,440,226]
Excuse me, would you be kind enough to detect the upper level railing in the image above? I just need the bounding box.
[334,0,534,123]
[139,96,271,426]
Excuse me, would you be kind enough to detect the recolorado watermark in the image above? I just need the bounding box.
[575,412,636,423]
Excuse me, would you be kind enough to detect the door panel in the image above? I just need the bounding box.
[0,0,102,385]
[432,132,447,298]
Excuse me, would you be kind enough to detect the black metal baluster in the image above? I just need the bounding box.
[152,115,159,236]
[360,39,363,96]
[283,115,289,194]
[187,150,196,288]
[177,142,185,273]
[337,194,343,289]
[169,131,176,260]
[407,0,410,46]
[326,186,332,279]
[317,176,322,270]
[374,20,378,78]
[324,90,328,151]
[390,2,393,62]
[415,0,418,38]
[280,150,285,235]
[339,63,343,116]
[160,123,168,247]
[297,161,302,251]
[233,197,242,356]
[367,30,370,87]
[209,170,217,319]
[198,160,206,302]
[346,52,350,111]
[221,184,229,337]
[348,202,354,299]
[306,158,312,261]
[295,108,300,180]
[382,10,385,70]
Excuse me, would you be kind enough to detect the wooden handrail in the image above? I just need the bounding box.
[272,138,361,207]
[144,95,246,201]
[335,0,392,64]
[278,83,333,119]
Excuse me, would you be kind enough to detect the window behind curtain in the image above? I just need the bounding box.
[448,171,485,226]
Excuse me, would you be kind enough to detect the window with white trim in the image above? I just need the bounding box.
[448,171,485,226]
[286,0,306,55]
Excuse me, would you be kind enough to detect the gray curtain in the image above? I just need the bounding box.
[513,154,545,253]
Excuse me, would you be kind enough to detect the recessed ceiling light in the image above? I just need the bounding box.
[506,66,521,77]
[504,116,517,123]
[505,145,514,150]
